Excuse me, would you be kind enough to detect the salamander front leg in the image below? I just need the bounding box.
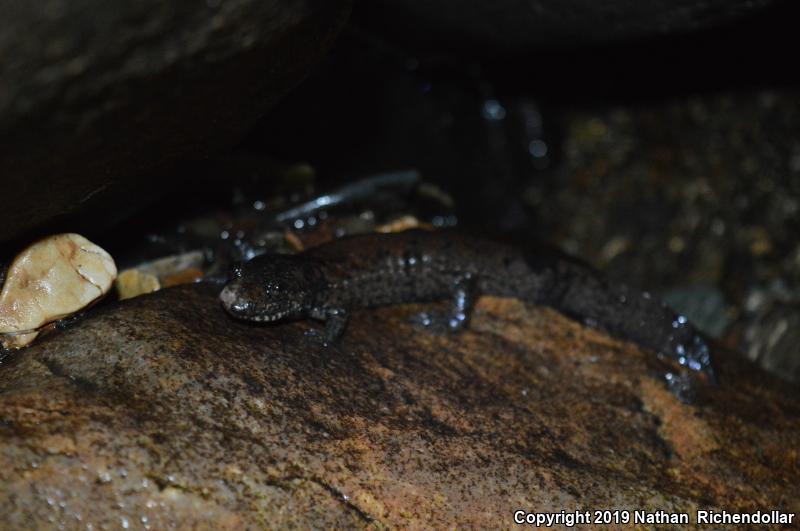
[413,274,479,333]
[309,307,349,345]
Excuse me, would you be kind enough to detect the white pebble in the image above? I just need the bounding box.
[0,234,116,348]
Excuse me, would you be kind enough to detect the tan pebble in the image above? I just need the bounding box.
[116,250,205,299]
[161,267,204,288]
[376,215,431,234]
[284,231,304,252]
[135,250,204,278]
[115,269,161,301]
[0,233,116,347]
[600,235,630,262]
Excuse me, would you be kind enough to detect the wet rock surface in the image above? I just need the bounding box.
[0,0,352,243]
[1,284,797,528]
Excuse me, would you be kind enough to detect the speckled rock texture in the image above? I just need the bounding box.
[524,92,800,382]
[0,284,797,528]
[0,0,351,243]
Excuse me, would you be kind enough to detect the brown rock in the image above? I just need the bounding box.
[0,284,797,528]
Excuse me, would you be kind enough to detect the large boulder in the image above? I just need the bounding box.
[0,284,797,527]
[0,0,352,243]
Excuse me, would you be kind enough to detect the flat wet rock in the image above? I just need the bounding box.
[0,284,797,528]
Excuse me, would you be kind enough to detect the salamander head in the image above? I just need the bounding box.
[220,254,324,323]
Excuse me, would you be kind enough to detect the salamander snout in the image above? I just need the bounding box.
[219,254,324,324]
[219,282,247,314]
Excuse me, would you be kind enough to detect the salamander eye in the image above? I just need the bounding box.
[230,262,244,279]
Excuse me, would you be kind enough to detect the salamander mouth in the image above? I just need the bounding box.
[219,283,301,323]
[248,310,295,323]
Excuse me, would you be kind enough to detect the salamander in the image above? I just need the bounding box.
[219,230,715,381]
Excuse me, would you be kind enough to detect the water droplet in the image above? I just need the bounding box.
[482,99,506,121]
[528,139,548,158]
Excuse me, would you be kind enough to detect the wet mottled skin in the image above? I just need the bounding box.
[220,230,714,381]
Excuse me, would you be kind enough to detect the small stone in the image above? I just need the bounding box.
[0,234,116,348]
[375,215,428,233]
[115,250,204,300]
[115,270,161,301]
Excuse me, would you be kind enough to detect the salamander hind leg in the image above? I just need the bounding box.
[412,274,479,334]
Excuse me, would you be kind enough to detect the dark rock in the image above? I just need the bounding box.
[742,284,800,383]
[1,283,797,527]
[357,0,776,50]
[0,0,352,243]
